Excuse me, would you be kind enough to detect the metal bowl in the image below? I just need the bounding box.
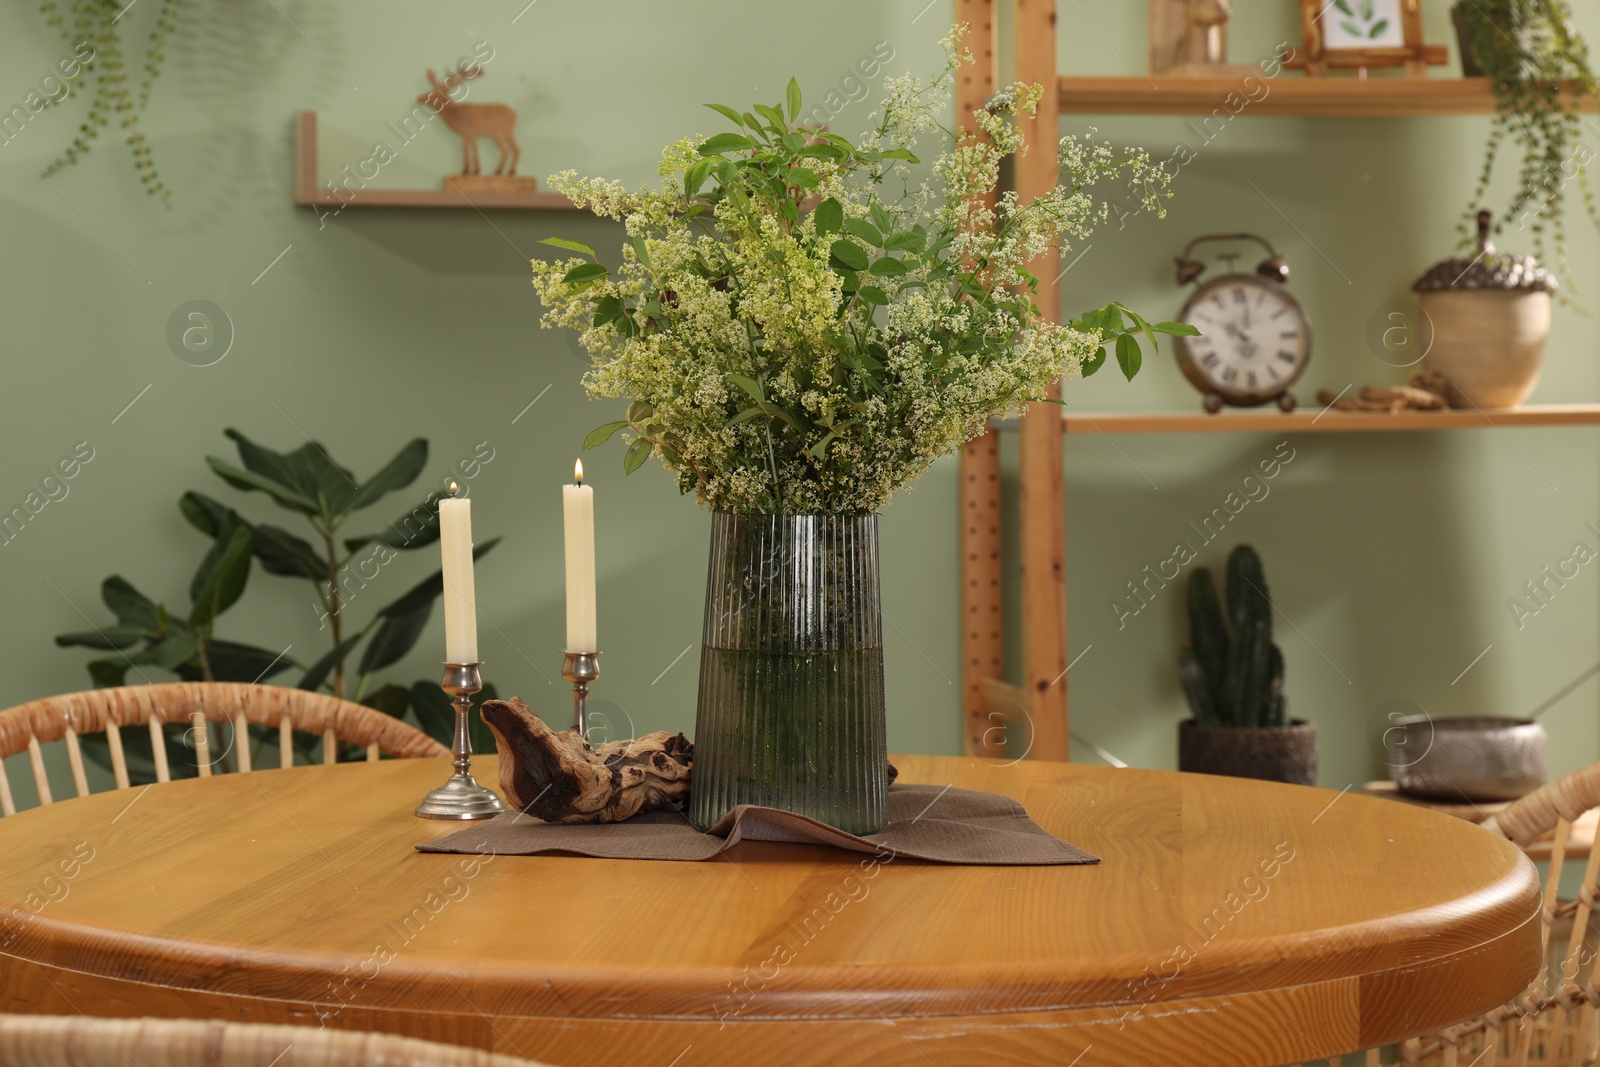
[1387,716,1547,802]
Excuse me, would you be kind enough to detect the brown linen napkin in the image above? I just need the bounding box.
[416,783,1098,865]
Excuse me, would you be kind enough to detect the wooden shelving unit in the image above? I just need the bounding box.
[1057,75,1599,117]
[1056,403,1600,435]
[291,111,577,211]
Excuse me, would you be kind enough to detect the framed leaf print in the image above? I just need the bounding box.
[1290,0,1447,75]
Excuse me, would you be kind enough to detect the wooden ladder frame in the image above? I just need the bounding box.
[961,0,1071,761]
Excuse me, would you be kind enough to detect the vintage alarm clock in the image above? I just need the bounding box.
[1171,233,1312,413]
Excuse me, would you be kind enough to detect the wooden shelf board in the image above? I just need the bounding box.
[1058,75,1599,117]
[1057,404,1600,435]
[291,111,578,211]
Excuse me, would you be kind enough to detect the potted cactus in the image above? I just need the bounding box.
[1178,545,1317,786]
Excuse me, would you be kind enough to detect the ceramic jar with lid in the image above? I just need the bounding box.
[1413,210,1554,409]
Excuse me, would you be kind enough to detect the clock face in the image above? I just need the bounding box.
[1175,275,1312,406]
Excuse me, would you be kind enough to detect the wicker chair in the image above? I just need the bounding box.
[0,1014,550,1065]
[0,683,448,815]
[1294,762,1600,1067]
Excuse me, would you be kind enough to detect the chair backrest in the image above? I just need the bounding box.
[1322,763,1600,1067]
[0,1014,549,1066]
[0,683,448,815]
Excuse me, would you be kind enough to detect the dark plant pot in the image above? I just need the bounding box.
[689,512,888,834]
[1178,719,1317,787]
[1452,4,1485,77]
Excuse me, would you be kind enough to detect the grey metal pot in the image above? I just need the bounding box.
[1386,716,1547,802]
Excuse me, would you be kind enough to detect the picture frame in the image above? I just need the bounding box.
[1288,0,1447,76]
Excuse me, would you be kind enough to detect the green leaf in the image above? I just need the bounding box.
[150,630,198,671]
[361,497,441,552]
[189,526,252,630]
[345,438,427,513]
[857,285,889,306]
[884,230,925,253]
[1082,347,1107,377]
[102,576,160,629]
[359,606,431,675]
[726,373,765,402]
[705,102,745,128]
[842,218,883,246]
[201,640,296,683]
[829,241,869,271]
[1368,17,1389,37]
[222,429,307,498]
[870,203,892,234]
[1115,332,1142,381]
[562,263,609,285]
[299,636,362,692]
[178,491,234,538]
[787,166,819,188]
[623,437,652,475]
[727,406,766,426]
[206,457,318,515]
[814,197,843,237]
[88,658,132,688]
[785,77,802,122]
[780,132,807,154]
[1150,321,1201,337]
[283,441,360,519]
[55,626,149,650]
[377,538,501,619]
[753,104,787,132]
[868,256,908,277]
[539,237,596,257]
[879,148,920,163]
[583,420,631,450]
[699,132,753,155]
[250,525,324,580]
[1333,0,1353,13]
[593,295,626,328]
[362,683,412,722]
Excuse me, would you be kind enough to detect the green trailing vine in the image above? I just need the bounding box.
[1458,0,1600,293]
[38,0,181,204]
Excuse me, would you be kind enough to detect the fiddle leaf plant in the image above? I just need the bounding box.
[54,430,501,778]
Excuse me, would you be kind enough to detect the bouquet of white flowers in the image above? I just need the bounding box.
[532,26,1190,515]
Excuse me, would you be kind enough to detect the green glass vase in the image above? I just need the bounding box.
[689,512,888,835]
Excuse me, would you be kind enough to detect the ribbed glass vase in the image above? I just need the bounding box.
[689,512,888,835]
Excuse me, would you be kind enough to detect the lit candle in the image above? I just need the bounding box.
[563,459,597,653]
[439,482,478,664]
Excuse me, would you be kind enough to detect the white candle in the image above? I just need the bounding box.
[439,484,479,664]
[564,459,597,653]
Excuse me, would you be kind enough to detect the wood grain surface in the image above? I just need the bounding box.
[0,755,1540,1066]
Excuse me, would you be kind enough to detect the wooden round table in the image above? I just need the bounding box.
[0,754,1540,1066]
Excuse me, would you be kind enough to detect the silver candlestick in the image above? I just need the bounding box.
[414,662,505,820]
[562,651,601,742]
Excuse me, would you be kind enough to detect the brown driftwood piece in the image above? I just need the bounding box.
[1316,371,1451,413]
[480,697,692,823]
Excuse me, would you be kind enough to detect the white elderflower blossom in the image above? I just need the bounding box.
[531,25,1183,514]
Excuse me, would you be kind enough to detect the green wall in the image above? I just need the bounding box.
[0,0,1595,802]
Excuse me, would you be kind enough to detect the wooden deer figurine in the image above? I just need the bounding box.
[420,64,521,177]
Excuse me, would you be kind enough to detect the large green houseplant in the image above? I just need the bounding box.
[54,431,500,779]
[532,27,1194,833]
[1455,0,1600,287]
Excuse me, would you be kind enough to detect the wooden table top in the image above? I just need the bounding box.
[0,755,1541,1066]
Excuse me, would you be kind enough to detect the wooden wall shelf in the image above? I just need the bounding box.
[991,404,1600,434]
[1057,76,1599,117]
[1063,403,1600,434]
[291,111,577,211]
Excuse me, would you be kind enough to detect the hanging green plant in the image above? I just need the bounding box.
[1456,0,1600,294]
[38,0,181,204]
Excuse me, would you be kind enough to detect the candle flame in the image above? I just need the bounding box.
[574,458,584,484]
[447,479,461,497]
